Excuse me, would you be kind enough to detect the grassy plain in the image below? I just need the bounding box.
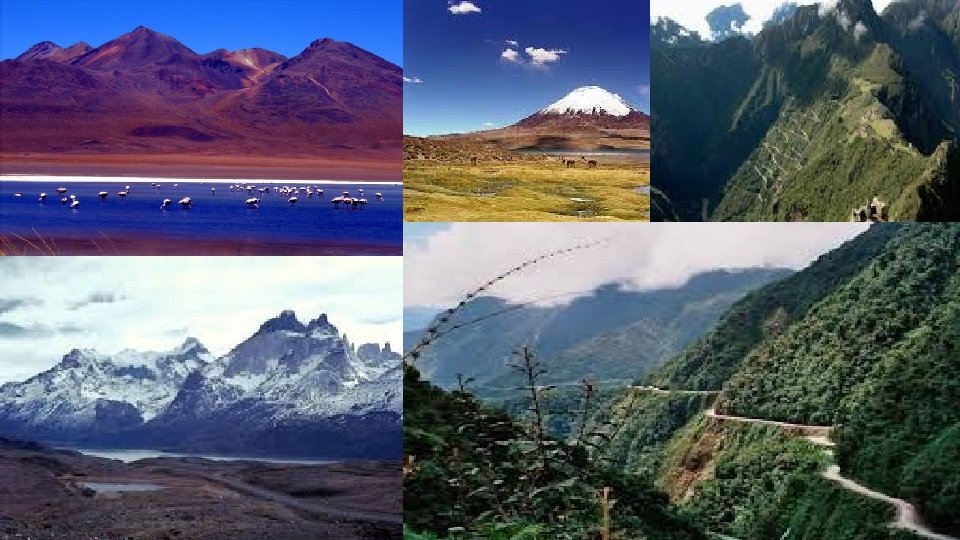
[403,158,650,222]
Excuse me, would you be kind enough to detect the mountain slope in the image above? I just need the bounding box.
[0,338,212,437]
[650,223,901,390]
[409,268,790,395]
[652,0,960,221]
[430,85,650,151]
[607,223,960,537]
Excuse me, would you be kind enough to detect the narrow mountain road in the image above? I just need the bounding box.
[704,408,832,436]
[629,385,720,396]
[821,466,957,540]
[704,408,957,540]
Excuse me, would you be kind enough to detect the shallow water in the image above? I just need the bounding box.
[66,447,339,465]
[80,482,165,493]
[0,179,402,253]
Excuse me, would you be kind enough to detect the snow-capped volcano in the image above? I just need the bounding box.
[514,85,649,131]
[539,86,636,117]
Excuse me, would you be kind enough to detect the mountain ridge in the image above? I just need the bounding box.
[0,310,401,458]
[0,26,401,171]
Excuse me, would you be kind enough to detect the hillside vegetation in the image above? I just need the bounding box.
[652,0,960,221]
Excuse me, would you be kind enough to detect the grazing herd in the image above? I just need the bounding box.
[10,182,388,213]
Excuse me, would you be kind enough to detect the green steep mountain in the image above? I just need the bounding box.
[650,223,900,390]
[406,268,790,394]
[604,223,960,537]
[652,0,960,222]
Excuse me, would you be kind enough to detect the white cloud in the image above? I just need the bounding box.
[500,48,520,63]
[0,257,402,383]
[652,0,893,38]
[448,1,481,15]
[506,39,519,47]
[404,223,868,309]
[525,46,567,67]
[403,75,424,84]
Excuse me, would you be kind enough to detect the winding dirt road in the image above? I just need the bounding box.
[703,408,957,540]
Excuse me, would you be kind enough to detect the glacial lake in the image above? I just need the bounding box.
[63,447,340,465]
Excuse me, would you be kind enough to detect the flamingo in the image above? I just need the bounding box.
[173,183,179,189]
[56,187,67,195]
[211,187,216,196]
[14,193,22,198]
[317,189,324,198]
[98,191,108,201]
[178,197,192,209]
[331,196,344,208]
[288,196,298,205]
[39,193,47,202]
[118,190,129,198]
[69,194,77,200]
[161,198,172,209]
[70,200,80,209]
[245,198,260,208]
[375,192,383,201]
[60,197,68,205]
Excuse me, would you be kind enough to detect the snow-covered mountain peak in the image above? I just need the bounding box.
[539,86,636,117]
[254,309,307,336]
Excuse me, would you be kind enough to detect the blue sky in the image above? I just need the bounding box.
[0,0,402,64]
[403,0,650,136]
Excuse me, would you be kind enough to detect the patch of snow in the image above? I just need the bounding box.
[539,86,635,117]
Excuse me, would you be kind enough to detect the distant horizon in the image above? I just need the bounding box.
[0,0,402,65]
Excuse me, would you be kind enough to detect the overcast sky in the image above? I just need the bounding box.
[404,223,869,309]
[652,0,895,37]
[0,257,401,383]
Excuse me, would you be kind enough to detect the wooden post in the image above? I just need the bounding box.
[601,486,612,540]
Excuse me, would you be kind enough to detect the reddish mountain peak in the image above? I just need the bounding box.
[73,25,197,69]
[17,40,93,63]
[281,37,398,73]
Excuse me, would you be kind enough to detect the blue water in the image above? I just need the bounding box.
[0,180,401,254]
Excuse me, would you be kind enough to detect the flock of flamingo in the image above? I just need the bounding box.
[10,182,385,211]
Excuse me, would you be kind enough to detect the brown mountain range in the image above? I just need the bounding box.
[0,27,401,180]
